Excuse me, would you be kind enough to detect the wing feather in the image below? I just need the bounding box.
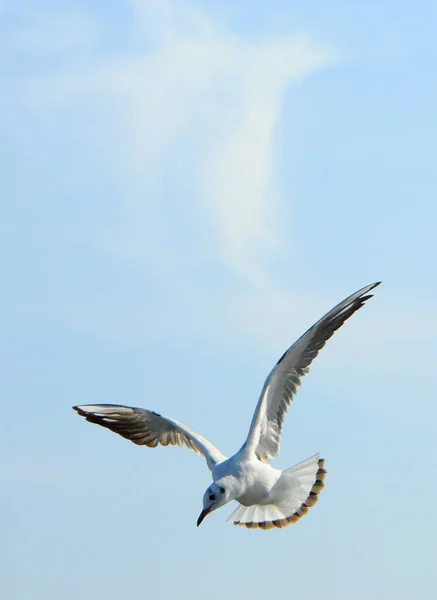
[73,404,225,471]
[245,282,380,461]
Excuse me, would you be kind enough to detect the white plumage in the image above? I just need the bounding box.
[74,282,380,530]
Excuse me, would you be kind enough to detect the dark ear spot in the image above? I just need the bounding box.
[219,486,225,494]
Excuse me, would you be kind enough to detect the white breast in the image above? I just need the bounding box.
[213,454,281,506]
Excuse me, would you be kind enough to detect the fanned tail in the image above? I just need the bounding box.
[227,454,327,530]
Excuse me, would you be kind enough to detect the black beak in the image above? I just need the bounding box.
[197,507,211,527]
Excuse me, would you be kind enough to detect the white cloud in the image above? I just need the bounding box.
[201,35,331,286]
[5,0,336,349]
[21,0,333,282]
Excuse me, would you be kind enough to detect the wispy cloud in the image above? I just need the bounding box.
[27,1,332,267]
[201,36,331,286]
[4,0,335,348]
[124,1,333,286]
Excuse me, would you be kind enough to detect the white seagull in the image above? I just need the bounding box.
[74,282,379,530]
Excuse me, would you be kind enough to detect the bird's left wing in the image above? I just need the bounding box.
[244,282,380,462]
[73,404,225,471]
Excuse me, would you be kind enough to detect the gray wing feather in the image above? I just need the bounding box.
[246,282,380,462]
[73,404,225,471]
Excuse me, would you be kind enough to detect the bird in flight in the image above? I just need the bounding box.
[74,282,380,530]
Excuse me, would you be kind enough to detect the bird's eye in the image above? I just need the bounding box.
[209,494,215,501]
[219,487,225,494]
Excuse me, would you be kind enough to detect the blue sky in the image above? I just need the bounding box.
[1,1,436,598]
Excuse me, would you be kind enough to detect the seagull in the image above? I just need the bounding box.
[74,282,380,530]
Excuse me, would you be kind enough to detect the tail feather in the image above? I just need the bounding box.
[227,453,327,530]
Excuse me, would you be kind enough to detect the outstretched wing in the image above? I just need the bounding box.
[73,404,225,471]
[244,282,380,462]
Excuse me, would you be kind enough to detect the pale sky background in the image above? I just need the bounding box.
[1,1,436,599]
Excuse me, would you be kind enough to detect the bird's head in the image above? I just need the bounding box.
[197,482,230,527]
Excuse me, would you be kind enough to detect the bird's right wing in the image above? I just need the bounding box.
[73,404,225,472]
[244,282,380,462]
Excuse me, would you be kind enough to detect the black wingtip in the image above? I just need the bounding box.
[359,282,381,300]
